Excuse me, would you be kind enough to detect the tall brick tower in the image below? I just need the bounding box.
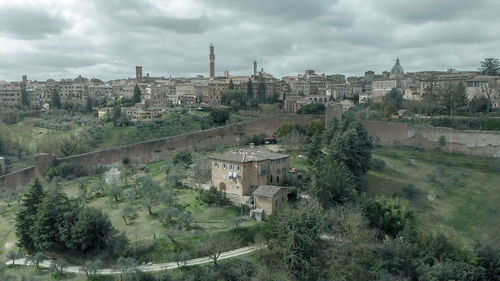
[253,60,257,76]
[209,43,215,78]
[136,66,143,82]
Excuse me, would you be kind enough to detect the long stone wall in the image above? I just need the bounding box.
[362,121,500,157]
[0,115,322,190]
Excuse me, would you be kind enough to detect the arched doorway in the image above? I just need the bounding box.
[219,182,226,191]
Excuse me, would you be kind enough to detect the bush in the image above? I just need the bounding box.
[370,158,386,170]
[209,109,230,125]
[46,163,73,180]
[297,103,326,115]
[198,186,228,205]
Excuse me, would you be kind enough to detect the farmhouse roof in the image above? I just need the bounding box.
[253,185,286,198]
[209,147,289,163]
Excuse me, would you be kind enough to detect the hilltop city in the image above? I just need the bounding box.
[1,44,498,120]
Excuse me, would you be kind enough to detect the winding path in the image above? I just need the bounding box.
[5,245,263,275]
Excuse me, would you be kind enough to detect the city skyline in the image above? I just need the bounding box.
[0,0,499,81]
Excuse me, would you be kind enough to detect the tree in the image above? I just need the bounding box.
[9,126,31,159]
[323,204,378,281]
[297,103,326,114]
[228,79,234,90]
[441,81,467,117]
[191,153,211,189]
[58,133,81,156]
[31,189,80,251]
[329,120,373,189]
[479,57,500,76]
[16,178,45,251]
[266,200,324,281]
[28,252,47,271]
[178,210,194,230]
[51,89,61,109]
[257,78,267,102]
[201,234,240,266]
[141,176,161,215]
[309,155,355,208]
[383,88,403,111]
[209,108,230,125]
[133,84,142,103]
[85,97,93,113]
[69,207,114,253]
[20,85,30,109]
[80,259,103,281]
[364,196,414,238]
[475,244,500,281]
[112,103,122,124]
[109,183,123,202]
[52,258,68,277]
[6,249,22,265]
[246,79,254,98]
[114,257,139,281]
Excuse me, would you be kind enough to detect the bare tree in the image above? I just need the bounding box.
[80,259,103,281]
[191,153,211,189]
[9,126,31,159]
[201,234,240,266]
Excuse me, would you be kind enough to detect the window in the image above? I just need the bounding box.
[269,175,273,183]
[282,168,286,174]
[223,163,226,169]
[230,164,233,170]
[214,162,219,168]
[237,166,241,171]
[277,176,279,183]
[282,158,286,163]
[276,159,281,164]
[277,169,280,175]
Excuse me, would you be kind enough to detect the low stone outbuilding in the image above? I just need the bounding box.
[253,185,288,220]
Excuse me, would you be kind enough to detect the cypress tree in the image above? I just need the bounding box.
[15,178,45,252]
[228,79,234,90]
[133,84,141,103]
[246,79,254,98]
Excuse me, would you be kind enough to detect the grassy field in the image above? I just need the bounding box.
[366,146,500,249]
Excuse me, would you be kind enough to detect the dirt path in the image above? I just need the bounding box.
[5,244,263,275]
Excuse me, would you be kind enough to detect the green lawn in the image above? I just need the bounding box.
[366,147,500,249]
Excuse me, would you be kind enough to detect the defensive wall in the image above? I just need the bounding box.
[0,115,322,190]
[362,121,500,157]
[2,114,499,191]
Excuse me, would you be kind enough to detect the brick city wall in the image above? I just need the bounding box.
[0,115,322,190]
[362,121,500,157]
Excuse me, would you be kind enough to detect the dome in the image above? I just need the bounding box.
[391,57,404,74]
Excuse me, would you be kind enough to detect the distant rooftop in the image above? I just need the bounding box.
[253,185,287,198]
[209,147,289,163]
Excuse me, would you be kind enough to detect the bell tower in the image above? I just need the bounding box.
[209,43,215,78]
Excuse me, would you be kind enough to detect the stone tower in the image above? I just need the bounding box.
[209,43,215,78]
[136,66,143,82]
[253,60,257,76]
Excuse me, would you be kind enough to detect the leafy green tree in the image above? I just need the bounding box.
[80,259,103,281]
[133,84,142,103]
[20,85,30,108]
[323,116,340,145]
[28,252,47,270]
[323,204,378,281]
[297,103,326,114]
[228,79,234,90]
[479,57,500,76]
[69,207,114,253]
[111,103,122,124]
[31,189,79,251]
[364,197,414,238]
[121,205,134,225]
[376,236,420,280]
[306,135,322,167]
[209,108,230,125]
[265,200,324,281]
[441,81,467,117]
[257,78,266,102]
[246,79,254,98]
[330,120,373,188]
[85,97,93,113]
[52,258,68,277]
[6,249,22,265]
[15,178,45,251]
[141,176,161,215]
[114,257,139,281]
[201,234,240,266]
[51,89,61,109]
[309,155,355,207]
[383,88,403,111]
[475,244,500,281]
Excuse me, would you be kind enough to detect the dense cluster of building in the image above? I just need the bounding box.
[1,45,499,114]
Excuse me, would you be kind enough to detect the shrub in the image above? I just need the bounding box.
[370,158,386,170]
[46,163,73,180]
[122,157,130,165]
[297,103,326,115]
[198,186,228,205]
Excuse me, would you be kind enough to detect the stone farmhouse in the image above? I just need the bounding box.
[209,147,290,196]
[252,185,288,221]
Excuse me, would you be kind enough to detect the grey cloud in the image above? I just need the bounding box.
[0,6,68,39]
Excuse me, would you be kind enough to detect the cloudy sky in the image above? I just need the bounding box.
[0,0,499,81]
